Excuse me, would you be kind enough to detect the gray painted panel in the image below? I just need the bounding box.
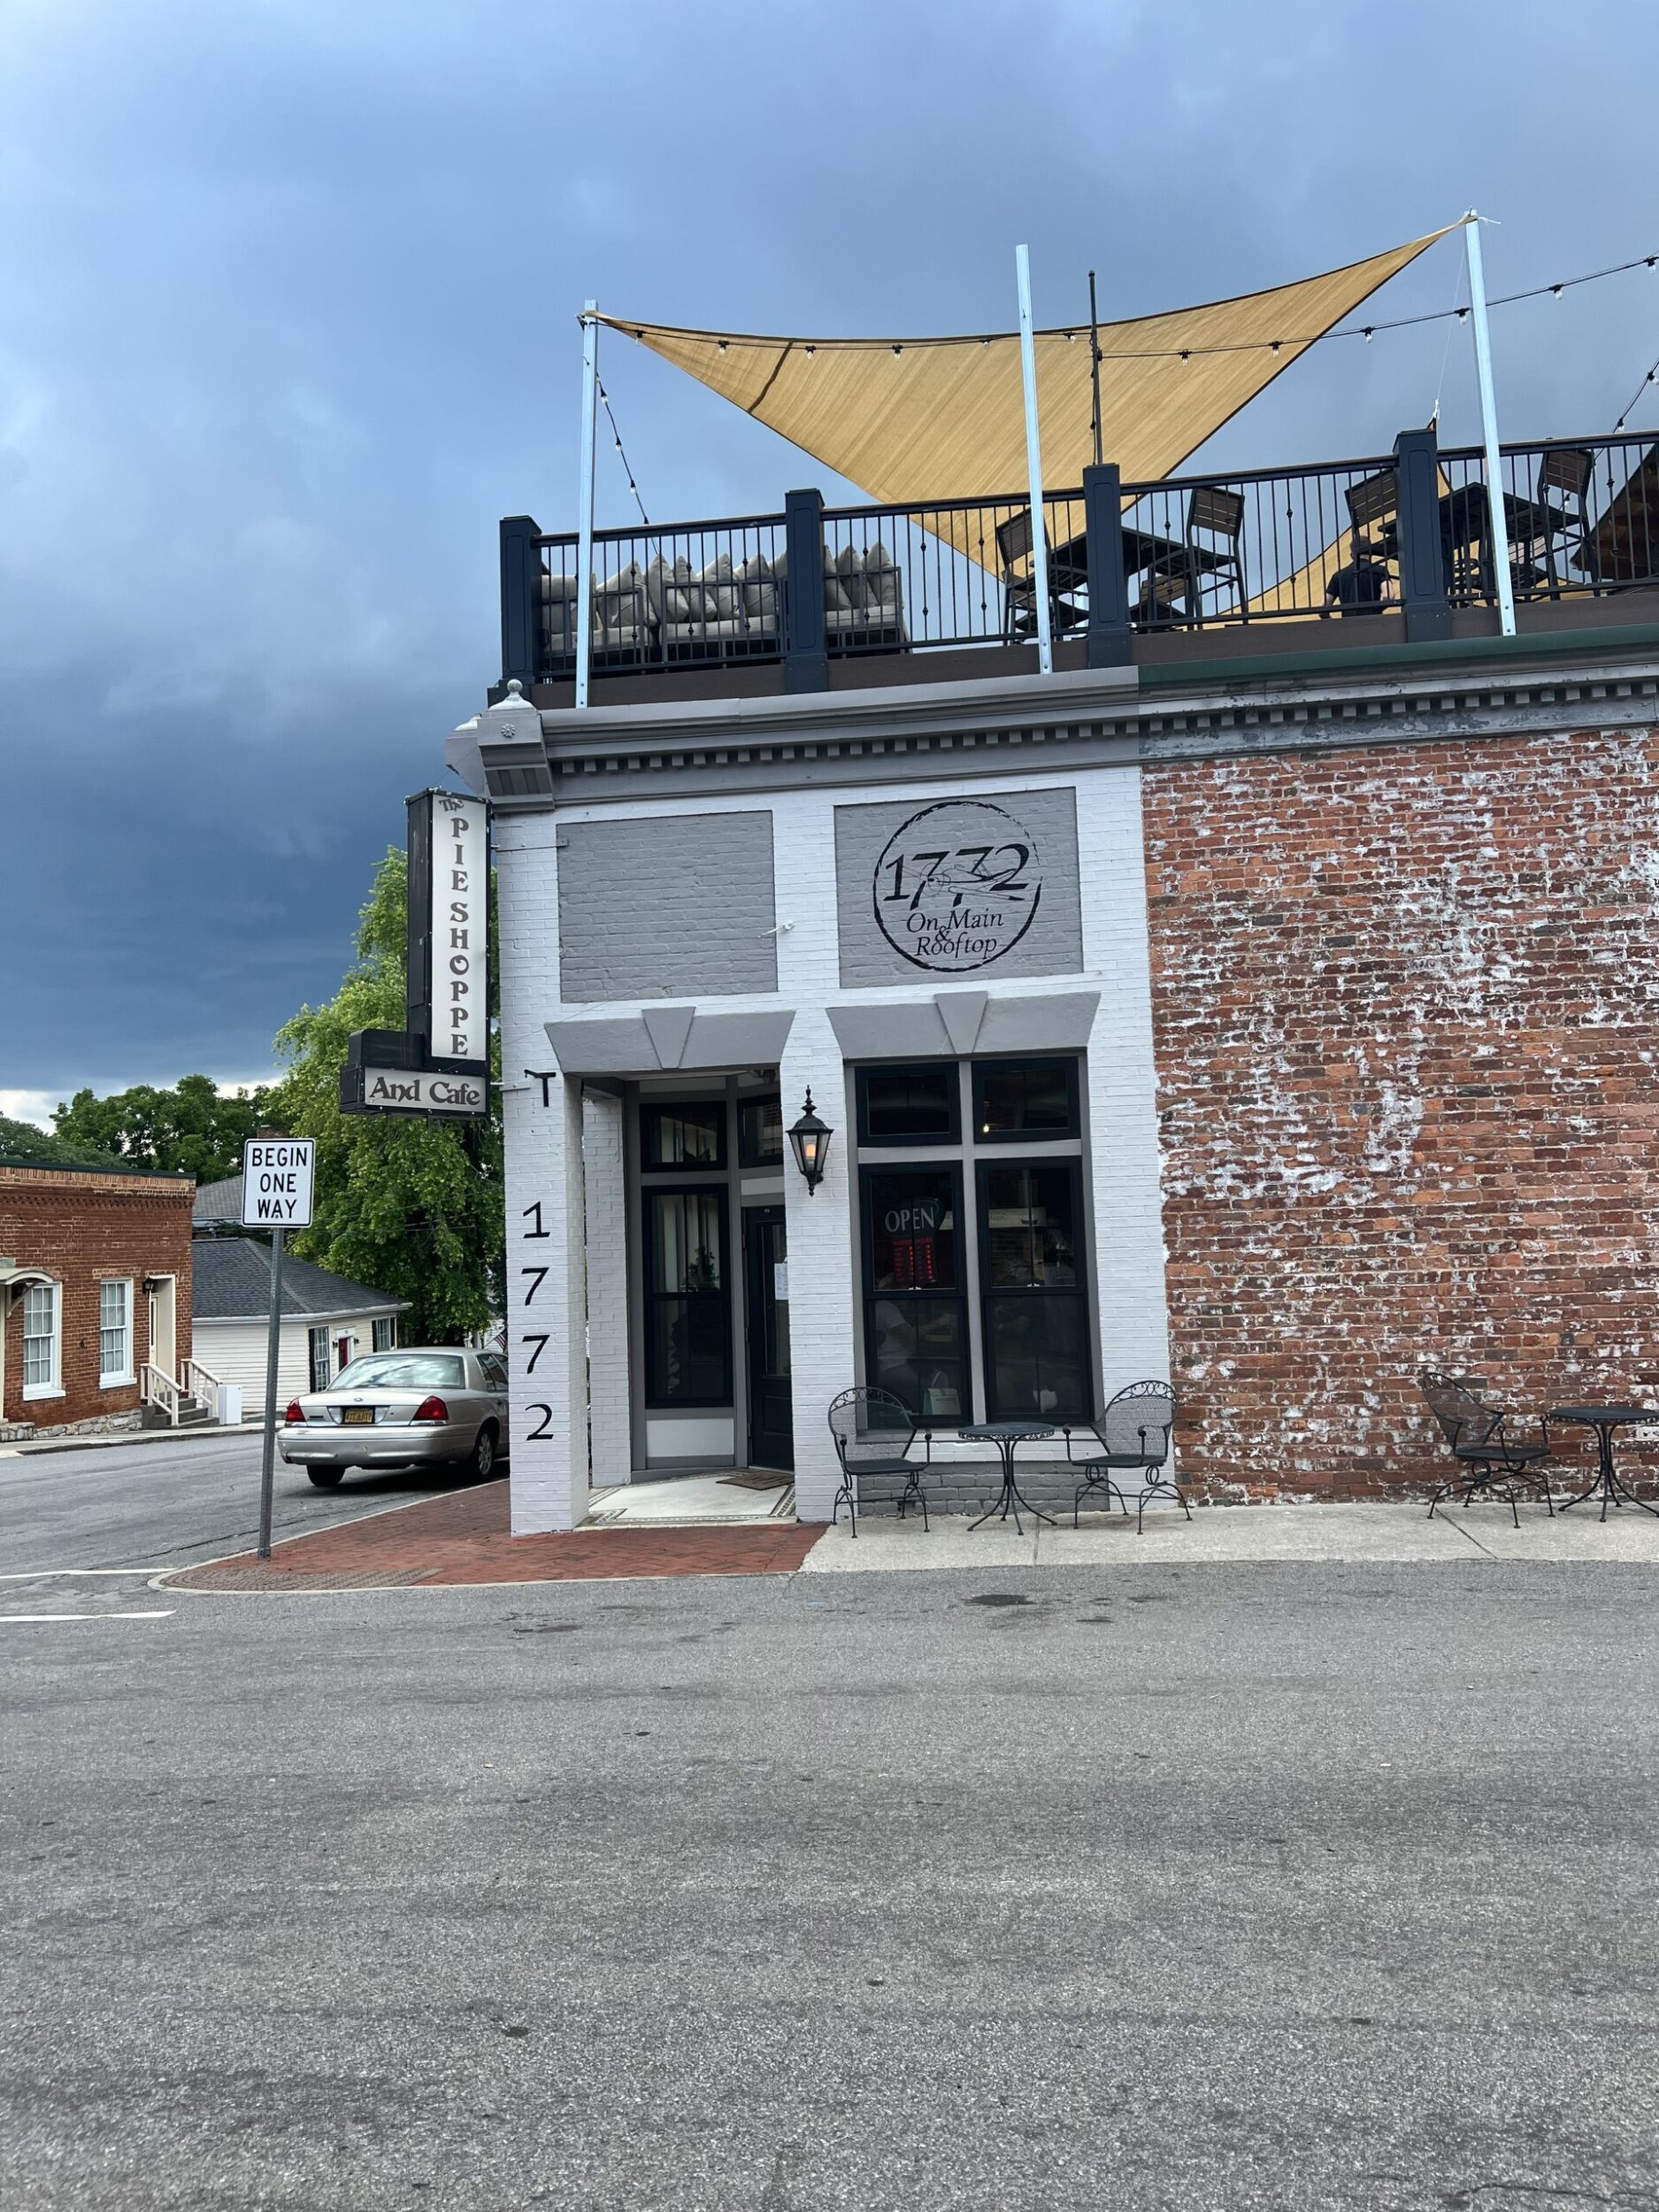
[976,991,1101,1053]
[683,1011,795,1069]
[827,1002,952,1060]
[544,1017,654,1074]
[558,811,778,1002]
[834,787,1083,987]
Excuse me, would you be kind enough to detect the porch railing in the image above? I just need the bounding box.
[501,426,1659,690]
[139,1362,186,1425]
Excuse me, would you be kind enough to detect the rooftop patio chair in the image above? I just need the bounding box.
[1345,466,1399,566]
[645,552,747,663]
[826,1386,931,1537]
[1532,446,1595,595]
[591,560,654,664]
[1066,1379,1183,1533]
[997,509,1085,641]
[538,566,580,670]
[1185,484,1247,618]
[1418,1369,1556,1528]
[1132,570,1188,631]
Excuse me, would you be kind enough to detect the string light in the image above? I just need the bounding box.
[1614,350,1659,433]
[595,379,649,526]
[608,244,1659,365]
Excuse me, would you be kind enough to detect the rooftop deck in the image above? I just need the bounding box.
[497,427,1659,709]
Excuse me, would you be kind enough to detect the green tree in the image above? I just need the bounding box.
[0,1115,130,1171]
[273,847,503,1343]
[51,1073,280,1181]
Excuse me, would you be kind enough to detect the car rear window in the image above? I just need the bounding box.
[332,1355,466,1391]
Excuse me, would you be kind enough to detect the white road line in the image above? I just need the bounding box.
[0,1609,176,1623]
[0,1569,164,1579]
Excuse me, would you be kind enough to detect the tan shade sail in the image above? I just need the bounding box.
[598,228,1453,514]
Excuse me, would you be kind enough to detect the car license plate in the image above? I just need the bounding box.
[342,1407,375,1425]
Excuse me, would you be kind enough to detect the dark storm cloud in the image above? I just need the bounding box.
[6,0,1659,1100]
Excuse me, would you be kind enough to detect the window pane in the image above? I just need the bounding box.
[861,1064,956,1141]
[23,1285,54,1388]
[650,1191,725,1293]
[975,1058,1077,1138]
[867,1170,957,1290]
[738,1096,783,1167]
[646,1296,729,1403]
[643,1102,724,1168]
[982,1166,1079,1288]
[310,1328,331,1393]
[334,1355,465,1390]
[984,1294,1088,1421]
[100,1280,129,1379]
[868,1297,966,1422]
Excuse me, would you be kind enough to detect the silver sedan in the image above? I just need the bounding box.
[278,1348,510,1487]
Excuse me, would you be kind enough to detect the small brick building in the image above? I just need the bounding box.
[0,1161,196,1437]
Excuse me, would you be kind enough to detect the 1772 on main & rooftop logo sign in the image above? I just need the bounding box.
[873,797,1044,973]
[340,788,491,1120]
[833,787,1083,989]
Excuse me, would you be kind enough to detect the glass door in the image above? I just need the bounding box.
[742,1206,792,1469]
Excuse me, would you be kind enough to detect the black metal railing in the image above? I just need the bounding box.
[501,426,1659,690]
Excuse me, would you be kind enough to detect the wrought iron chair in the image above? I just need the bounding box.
[1066,1380,1184,1534]
[1418,1369,1556,1527]
[826,1386,932,1537]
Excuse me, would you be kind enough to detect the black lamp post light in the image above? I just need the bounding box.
[787,1089,833,1194]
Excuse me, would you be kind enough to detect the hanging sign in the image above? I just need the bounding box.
[340,1064,488,1118]
[407,789,489,1068]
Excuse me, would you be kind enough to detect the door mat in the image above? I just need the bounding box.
[718,1471,793,1491]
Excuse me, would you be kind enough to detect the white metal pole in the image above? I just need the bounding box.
[1463,214,1516,639]
[575,299,599,707]
[1015,244,1054,676]
[256,1227,283,1561]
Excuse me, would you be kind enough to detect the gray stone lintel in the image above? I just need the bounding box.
[827,990,1099,1061]
[545,1009,795,1077]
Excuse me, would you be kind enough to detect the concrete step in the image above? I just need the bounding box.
[139,1400,214,1432]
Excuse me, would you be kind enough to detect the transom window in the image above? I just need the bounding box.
[98,1279,134,1386]
[641,1101,726,1171]
[22,1282,59,1396]
[737,1094,783,1168]
[855,1056,1093,1425]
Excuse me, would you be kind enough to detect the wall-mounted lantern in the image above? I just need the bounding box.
[787,1090,833,1195]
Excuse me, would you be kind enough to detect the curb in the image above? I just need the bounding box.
[5,1423,250,1458]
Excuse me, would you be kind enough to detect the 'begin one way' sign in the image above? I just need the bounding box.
[241,1139,316,1228]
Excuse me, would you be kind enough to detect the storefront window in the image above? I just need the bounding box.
[641,1102,726,1170]
[861,1166,966,1422]
[738,1095,783,1168]
[856,1064,959,1145]
[644,1188,731,1405]
[973,1057,1079,1140]
[978,1162,1089,1420]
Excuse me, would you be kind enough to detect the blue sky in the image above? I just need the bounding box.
[6,0,1659,1122]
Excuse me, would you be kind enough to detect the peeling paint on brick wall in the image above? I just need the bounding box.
[1143,726,1659,1499]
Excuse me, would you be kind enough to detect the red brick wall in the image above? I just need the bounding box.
[0,1166,195,1429]
[1142,726,1659,1498]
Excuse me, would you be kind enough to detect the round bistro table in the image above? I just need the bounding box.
[960,1422,1056,1533]
[1546,1404,1659,1523]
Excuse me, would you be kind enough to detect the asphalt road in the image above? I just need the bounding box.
[0,1429,483,1576]
[3,1444,1658,2210]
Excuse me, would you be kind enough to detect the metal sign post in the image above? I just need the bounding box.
[242,1138,316,1561]
[1463,212,1517,640]
[1015,244,1053,676]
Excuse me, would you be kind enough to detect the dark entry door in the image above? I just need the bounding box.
[742,1206,794,1470]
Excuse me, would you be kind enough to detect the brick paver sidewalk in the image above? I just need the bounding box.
[165,1480,825,1592]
